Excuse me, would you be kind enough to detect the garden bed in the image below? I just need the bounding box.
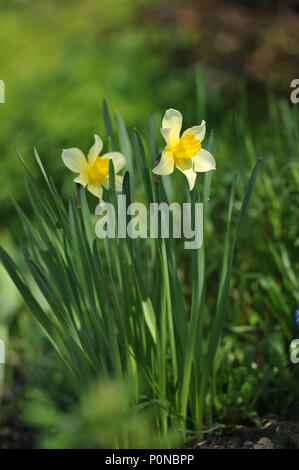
[194,413,299,449]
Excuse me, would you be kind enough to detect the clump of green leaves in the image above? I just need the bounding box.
[0,100,260,445]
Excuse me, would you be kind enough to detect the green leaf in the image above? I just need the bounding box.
[141,298,156,344]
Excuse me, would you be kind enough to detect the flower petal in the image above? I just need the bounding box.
[193,148,216,172]
[87,183,103,199]
[74,172,88,187]
[99,174,123,191]
[152,151,174,175]
[183,121,206,142]
[105,152,126,173]
[88,134,103,163]
[102,176,110,190]
[62,148,87,173]
[175,158,193,171]
[115,175,124,192]
[161,108,182,145]
[160,127,172,146]
[176,162,197,191]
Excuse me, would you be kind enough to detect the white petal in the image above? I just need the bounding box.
[102,176,110,190]
[161,108,182,145]
[98,175,123,191]
[74,173,88,187]
[87,184,103,199]
[62,148,87,173]
[175,158,193,171]
[105,152,126,173]
[193,148,216,172]
[115,175,124,192]
[160,127,172,146]
[176,163,197,191]
[88,134,103,163]
[152,151,174,175]
[183,121,206,142]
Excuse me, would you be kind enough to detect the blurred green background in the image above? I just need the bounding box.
[0,0,299,448]
[1,0,299,218]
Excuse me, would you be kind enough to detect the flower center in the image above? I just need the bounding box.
[171,133,201,161]
[87,157,110,183]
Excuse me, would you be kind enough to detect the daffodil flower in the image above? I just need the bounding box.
[152,109,216,190]
[62,135,126,199]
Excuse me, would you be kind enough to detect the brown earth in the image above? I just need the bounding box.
[145,0,299,89]
[194,413,299,449]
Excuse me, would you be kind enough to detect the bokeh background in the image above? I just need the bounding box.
[1,0,299,210]
[1,0,299,211]
[0,0,299,448]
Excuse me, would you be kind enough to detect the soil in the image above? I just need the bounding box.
[0,381,38,449]
[194,412,299,449]
[2,416,298,449]
[0,422,37,449]
[1,390,298,450]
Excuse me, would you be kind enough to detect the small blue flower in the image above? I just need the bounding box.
[296,309,299,328]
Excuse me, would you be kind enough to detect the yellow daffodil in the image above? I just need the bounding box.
[152,109,216,190]
[62,134,126,199]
